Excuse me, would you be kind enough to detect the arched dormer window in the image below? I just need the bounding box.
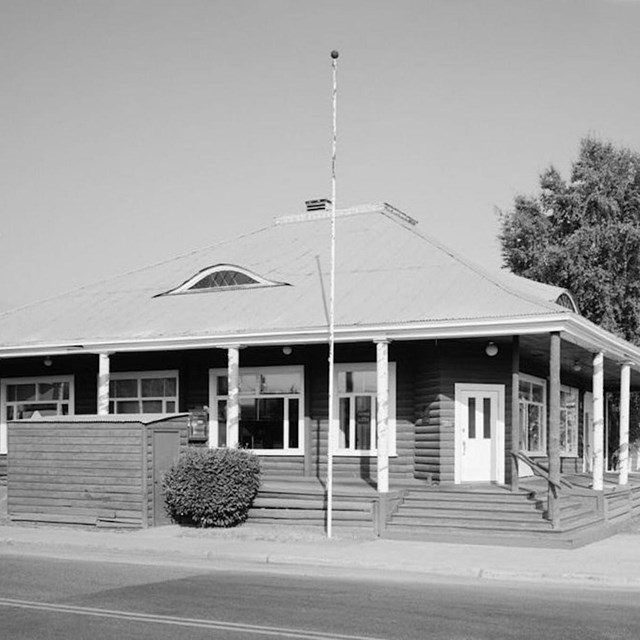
[555,292,579,314]
[163,264,284,296]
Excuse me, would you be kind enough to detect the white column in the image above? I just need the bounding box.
[593,352,605,491]
[227,346,240,448]
[97,353,111,415]
[619,362,631,486]
[376,340,390,494]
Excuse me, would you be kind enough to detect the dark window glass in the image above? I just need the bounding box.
[339,397,350,449]
[483,398,491,439]
[288,398,299,449]
[217,400,227,447]
[468,398,476,439]
[191,270,258,290]
[355,396,372,450]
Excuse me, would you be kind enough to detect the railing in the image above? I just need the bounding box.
[511,451,573,498]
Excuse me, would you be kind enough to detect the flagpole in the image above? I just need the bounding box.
[327,49,339,539]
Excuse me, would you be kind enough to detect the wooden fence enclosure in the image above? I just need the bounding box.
[7,415,188,528]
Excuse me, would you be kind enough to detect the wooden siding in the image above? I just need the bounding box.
[8,417,187,528]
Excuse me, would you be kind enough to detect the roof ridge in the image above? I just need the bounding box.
[399,220,569,314]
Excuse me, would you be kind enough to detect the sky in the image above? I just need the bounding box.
[2,0,640,312]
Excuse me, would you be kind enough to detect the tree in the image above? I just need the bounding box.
[499,137,640,344]
[499,137,640,457]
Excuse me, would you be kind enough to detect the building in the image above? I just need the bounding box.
[1,202,639,535]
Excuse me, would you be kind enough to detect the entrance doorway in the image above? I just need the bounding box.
[454,384,505,484]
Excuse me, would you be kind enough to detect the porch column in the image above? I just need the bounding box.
[548,332,561,526]
[375,339,390,494]
[593,351,605,491]
[510,336,520,492]
[227,345,240,448]
[97,352,111,416]
[619,362,631,486]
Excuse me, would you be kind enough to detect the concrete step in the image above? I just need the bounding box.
[387,515,554,531]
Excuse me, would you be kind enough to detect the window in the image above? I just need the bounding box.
[209,366,304,454]
[163,264,284,296]
[334,363,397,456]
[109,371,178,414]
[0,376,75,454]
[560,386,579,456]
[518,374,546,454]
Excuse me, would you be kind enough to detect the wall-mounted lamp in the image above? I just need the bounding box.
[43,357,52,367]
[572,360,582,372]
[282,346,292,356]
[485,342,499,357]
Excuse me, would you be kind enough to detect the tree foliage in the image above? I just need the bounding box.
[499,137,640,344]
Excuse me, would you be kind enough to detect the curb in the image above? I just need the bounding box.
[3,539,640,589]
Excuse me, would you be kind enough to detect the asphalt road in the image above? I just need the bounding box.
[1,554,639,639]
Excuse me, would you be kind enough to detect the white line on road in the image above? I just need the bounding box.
[0,597,386,640]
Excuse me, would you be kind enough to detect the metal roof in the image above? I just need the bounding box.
[0,202,637,366]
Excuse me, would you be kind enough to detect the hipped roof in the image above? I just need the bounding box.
[0,203,637,366]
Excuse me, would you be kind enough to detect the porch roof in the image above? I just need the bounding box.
[1,202,639,372]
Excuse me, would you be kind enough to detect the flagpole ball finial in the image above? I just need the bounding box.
[330,50,339,59]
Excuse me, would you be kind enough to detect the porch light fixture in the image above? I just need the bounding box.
[573,360,582,372]
[485,342,498,357]
[282,346,292,355]
[43,357,52,367]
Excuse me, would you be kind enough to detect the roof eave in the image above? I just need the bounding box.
[2,313,639,368]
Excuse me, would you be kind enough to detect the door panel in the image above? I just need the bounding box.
[455,384,505,484]
[152,430,181,526]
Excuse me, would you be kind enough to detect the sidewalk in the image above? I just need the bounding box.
[2,518,640,588]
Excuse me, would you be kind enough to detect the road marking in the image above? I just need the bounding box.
[0,597,385,640]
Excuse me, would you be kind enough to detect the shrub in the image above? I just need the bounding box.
[163,447,261,527]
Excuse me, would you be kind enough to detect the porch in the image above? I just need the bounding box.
[248,473,640,548]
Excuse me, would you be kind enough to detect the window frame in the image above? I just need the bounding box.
[108,370,179,415]
[0,375,75,454]
[208,365,305,456]
[332,362,397,457]
[164,264,284,295]
[560,384,579,457]
[518,373,547,455]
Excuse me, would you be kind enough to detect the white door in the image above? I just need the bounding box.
[455,384,505,484]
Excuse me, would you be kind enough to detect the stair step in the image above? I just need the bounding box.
[248,508,370,521]
[401,491,533,503]
[253,497,371,511]
[399,501,542,514]
[392,509,546,523]
[388,515,554,531]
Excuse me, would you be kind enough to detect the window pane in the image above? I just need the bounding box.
[142,400,163,413]
[483,398,491,439]
[16,384,36,402]
[18,403,58,419]
[240,398,284,449]
[353,371,376,393]
[164,378,177,397]
[217,375,228,396]
[166,401,176,412]
[339,397,350,449]
[337,372,346,393]
[115,400,140,414]
[61,404,69,416]
[531,383,544,404]
[240,398,257,421]
[141,378,165,397]
[112,379,138,398]
[239,374,257,394]
[260,372,300,395]
[468,397,476,439]
[355,396,372,450]
[218,400,227,447]
[7,406,13,420]
[288,398,299,449]
[518,380,529,401]
[527,405,543,450]
[38,382,67,401]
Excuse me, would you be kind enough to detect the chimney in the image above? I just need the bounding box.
[305,198,332,212]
